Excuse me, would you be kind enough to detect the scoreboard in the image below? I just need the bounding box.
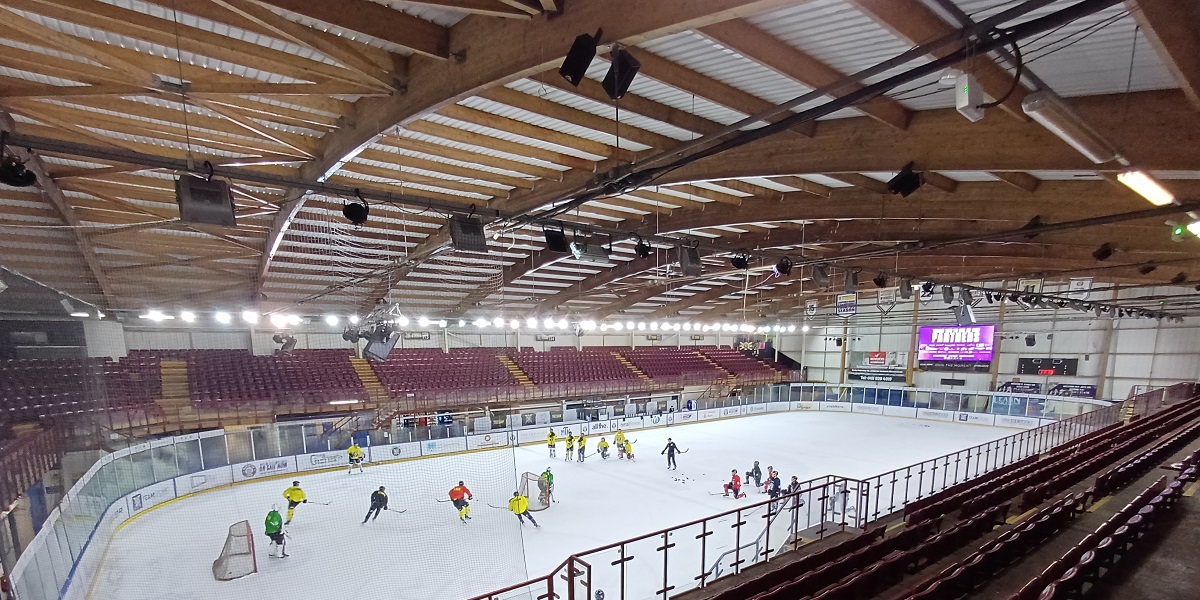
[1017,357,1079,376]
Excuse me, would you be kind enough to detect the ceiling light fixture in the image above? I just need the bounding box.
[773,256,793,277]
[730,254,750,270]
[215,311,232,324]
[1022,91,1121,164]
[180,311,196,323]
[1117,170,1175,206]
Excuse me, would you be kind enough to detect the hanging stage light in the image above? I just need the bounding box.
[872,272,888,288]
[1092,243,1114,261]
[543,226,570,253]
[844,271,858,294]
[942,286,955,304]
[730,254,750,270]
[921,281,935,294]
[1138,264,1157,275]
[560,29,602,86]
[343,189,369,226]
[886,162,925,197]
[959,288,974,305]
[899,278,912,299]
[773,256,793,277]
[634,236,653,259]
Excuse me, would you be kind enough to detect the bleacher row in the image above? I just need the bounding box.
[0,345,783,423]
[706,394,1200,600]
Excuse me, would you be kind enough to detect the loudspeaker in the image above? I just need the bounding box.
[603,47,641,100]
[560,30,600,86]
[899,278,912,299]
[364,330,400,361]
[953,304,976,325]
[448,216,490,254]
[1025,334,1036,347]
[176,176,236,227]
[678,245,702,276]
[544,229,570,253]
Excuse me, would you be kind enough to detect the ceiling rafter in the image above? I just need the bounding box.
[256,0,451,60]
[697,19,911,131]
[1128,0,1200,111]
[846,0,1029,120]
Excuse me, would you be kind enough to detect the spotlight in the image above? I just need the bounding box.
[1008,292,1020,303]
[1092,243,1114,261]
[801,325,810,333]
[215,311,232,324]
[844,271,858,294]
[270,313,288,328]
[493,316,504,328]
[773,256,793,277]
[543,227,570,253]
[325,315,339,326]
[872,272,888,288]
[942,286,955,304]
[812,265,830,288]
[899,278,912,299]
[342,191,369,226]
[0,155,38,187]
[560,29,601,86]
[602,46,640,100]
[342,328,360,343]
[527,317,538,328]
[960,289,974,305]
[984,292,994,304]
[730,254,750,270]
[510,319,519,329]
[1138,264,1157,275]
[458,319,466,327]
[886,162,925,197]
[543,318,555,329]
[921,281,935,294]
[473,318,489,328]
[1025,334,1036,347]
[349,316,360,325]
[180,311,196,323]
[241,310,258,324]
[634,236,653,259]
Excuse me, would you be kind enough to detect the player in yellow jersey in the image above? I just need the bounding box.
[347,442,365,474]
[547,429,557,457]
[282,481,306,524]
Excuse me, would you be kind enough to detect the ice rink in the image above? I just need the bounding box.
[88,412,1012,600]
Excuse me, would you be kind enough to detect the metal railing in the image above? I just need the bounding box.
[0,428,60,510]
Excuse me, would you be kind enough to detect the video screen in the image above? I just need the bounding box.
[918,325,996,366]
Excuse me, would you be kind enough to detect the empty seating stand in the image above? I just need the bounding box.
[370,347,519,398]
[621,346,725,382]
[698,346,782,382]
[0,357,160,425]
[511,347,639,384]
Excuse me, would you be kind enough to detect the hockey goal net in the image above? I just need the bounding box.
[212,520,257,581]
[520,472,552,511]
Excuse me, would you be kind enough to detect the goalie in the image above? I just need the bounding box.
[265,506,288,558]
[538,467,554,506]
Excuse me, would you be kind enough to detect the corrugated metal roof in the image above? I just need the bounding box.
[505,79,698,141]
[391,130,567,173]
[423,113,608,162]
[938,171,1001,182]
[0,67,86,87]
[585,59,749,126]
[458,96,653,152]
[368,142,539,181]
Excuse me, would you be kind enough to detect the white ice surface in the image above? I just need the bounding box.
[88,412,1011,600]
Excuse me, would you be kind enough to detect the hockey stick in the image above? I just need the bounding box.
[307,501,331,505]
[386,508,407,514]
[436,498,453,503]
[486,503,508,510]
[678,448,690,454]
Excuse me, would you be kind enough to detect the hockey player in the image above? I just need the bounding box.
[508,492,540,528]
[282,481,306,524]
[746,461,762,489]
[363,486,388,523]
[766,473,782,499]
[723,469,745,498]
[577,432,587,462]
[662,438,679,470]
[547,429,557,457]
[614,429,627,459]
[597,437,610,459]
[564,433,575,462]
[449,481,473,523]
[347,442,365,474]
[763,466,778,495]
[623,440,636,461]
[538,467,554,505]
[265,505,287,558]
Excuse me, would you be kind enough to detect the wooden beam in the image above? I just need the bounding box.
[922,171,959,193]
[380,136,564,181]
[529,72,724,136]
[211,0,404,91]
[438,104,636,161]
[993,171,1041,193]
[614,51,817,138]
[451,250,568,311]
[847,0,1029,120]
[698,19,911,131]
[1128,0,1200,111]
[259,0,830,293]
[654,91,1200,182]
[1,110,114,305]
[405,120,596,171]
[479,85,678,150]
[256,0,450,59]
[398,0,535,18]
[822,173,889,194]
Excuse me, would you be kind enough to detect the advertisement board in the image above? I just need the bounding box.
[231,456,297,483]
[821,402,851,412]
[995,416,1040,429]
[917,408,954,421]
[128,480,175,516]
[174,467,233,496]
[369,442,421,462]
[851,403,884,415]
[298,450,347,472]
